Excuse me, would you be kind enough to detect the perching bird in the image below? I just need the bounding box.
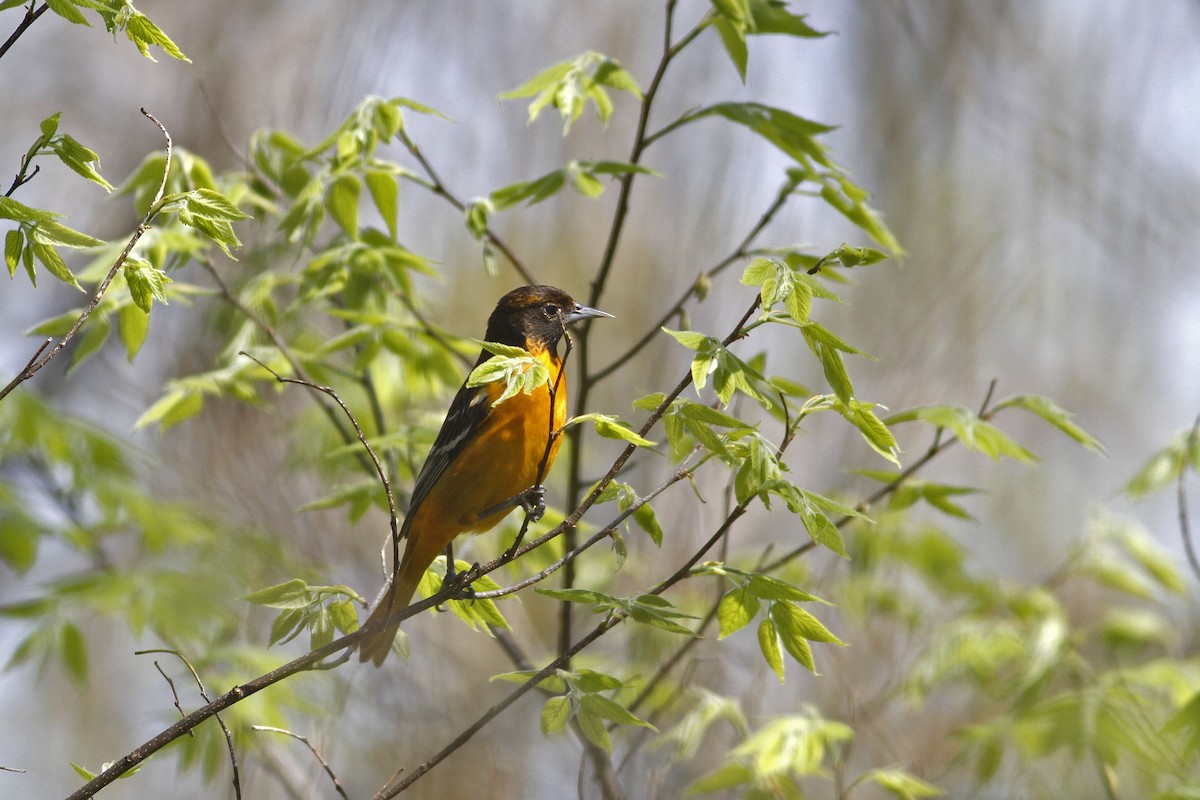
[358,285,611,665]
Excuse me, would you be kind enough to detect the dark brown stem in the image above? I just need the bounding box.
[0,2,47,62]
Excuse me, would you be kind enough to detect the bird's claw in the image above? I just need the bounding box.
[518,484,546,522]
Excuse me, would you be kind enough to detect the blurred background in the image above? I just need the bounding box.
[1,1,1198,798]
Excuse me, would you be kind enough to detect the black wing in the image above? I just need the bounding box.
[404,381,490,526]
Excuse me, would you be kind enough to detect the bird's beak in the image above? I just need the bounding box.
[566,302,613,324]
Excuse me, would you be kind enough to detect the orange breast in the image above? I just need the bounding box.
[411,349,566,536]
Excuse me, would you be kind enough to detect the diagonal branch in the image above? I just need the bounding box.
[136,649,241,800]
[0,109,171,404]
[397,129,535,284]
[253,726,349,800]
[0,2,48,62]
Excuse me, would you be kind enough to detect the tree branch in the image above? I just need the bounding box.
[252,726,349,800]
[0,2,48,63]
[396,129,536,284]
[136,649,241,800]
[0,109,171,404]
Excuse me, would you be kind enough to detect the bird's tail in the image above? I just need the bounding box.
[358,571,420,666]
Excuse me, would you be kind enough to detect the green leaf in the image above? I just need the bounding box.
[40,112,62,137]
[60,621,88,682]
[631,501,663,547]
[501,51,640,133]
[886,405,1037,463]
[326,173,361,238]
[836,399,899,466]
[123,10,190,62]
[717,586,761,639]
[536,587,617,605]
[750,0,827,38]
[489,169,568,209]
[124,258,171,313]
[51,133,114,191]
[70,762,97,781]
[116,302,150,361]
[672,102,834,169]
[570,412,656,447]
[662,327,716,352]
[576,704,612,752]
[541,695,572,735]
[866,768,944,799]
[244,579,312,609]
[466,352,549,405]
[758,617,785,682]
[1124,428,1200,499]
[46,0,89,25]
[686,762,755,793]
[993,394,1105,454]
[30,239,82,290]
[0,513,39,572]
[365,170,399,240]
[580,693,655,730]
[1164,691,1200,756]
[32,217,106,249]
[68,314,110,370]
[4,228,22,277]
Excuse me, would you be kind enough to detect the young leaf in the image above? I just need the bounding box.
[758,617,785,682]
[124,258,171,313]
[116,302,150,361]
[365,170,399,240]
[244,579,313,609]
[886,405,1036,463]
[992,394,1105,454]
[570,412,656,447]
[30,239,82,290]
[717,586,761,639]
[326,173,361,238]
[123,10,190,62]
[541,695,572,735]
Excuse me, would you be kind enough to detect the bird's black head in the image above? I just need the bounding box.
[483,285,611,354]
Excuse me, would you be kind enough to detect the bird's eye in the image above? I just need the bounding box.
[541,302,559,319]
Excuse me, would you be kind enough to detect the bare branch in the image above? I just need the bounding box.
[135,649,241,800]
[0,2,48,63]
[397,129,536,284]
[253,726,349,800]
[0,109,172,403]
[241,353,401,556]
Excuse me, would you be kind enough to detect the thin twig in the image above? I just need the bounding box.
[201,256,372,474]
[1177,411,1200,583]
[0,765,27,773]
[253,727,350,800]
[397,129,535,284]
[5,162,39,197]
[470,458,701,600]
[0,2,47,62]
[0,109,171,404]
[135,649,242,800]
[241,352,400,552]
[150,660,193,736]
[591,175,797,383]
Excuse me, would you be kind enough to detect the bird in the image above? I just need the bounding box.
[358,285,611,665]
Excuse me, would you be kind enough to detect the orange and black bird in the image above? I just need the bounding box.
[358,285,611,665]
